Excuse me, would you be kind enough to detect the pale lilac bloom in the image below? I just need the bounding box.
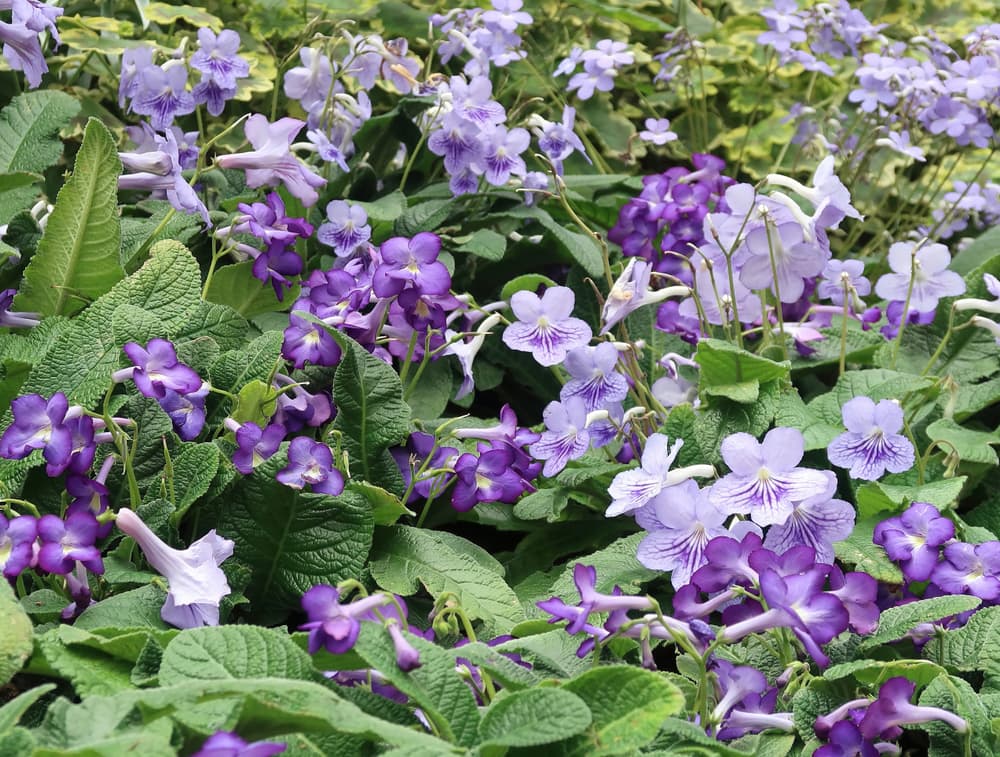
[449,75,505,125]
[766,156,862,228]
[561,343,628,411]
[482,0,532,33]
[132,63,196,130]
[115,508,234,628]
[817,259,870,306]
[946,56,1000,101]
[607,434,714,517]
[530,106,589,174]
[118,128,209,223]
[427,111,484,174]
[444,313,502,400]
[190,29,249,90]
[763,471,855,563]
[709,427,830,527]
[876,130,926,162]
[119,45,154,107]
[679,244,763,326]
[601,257,689,333]
[283,47,335,112]
[215,114,326,207]
[827,397,915,481]
[638,118,678,145]
[501,286,592,366]
[317,201,370,257]
[478,126,529,185]
[739,221,828,303]
[874,241,965,312]
[553,46,583,77]
[529,396,591,477]
[635,479,753,589]
[0,5,52,89]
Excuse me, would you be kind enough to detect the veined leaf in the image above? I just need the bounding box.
[0,90,80,174]
[15,118,123,316]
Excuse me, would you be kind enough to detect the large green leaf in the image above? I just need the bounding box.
[0,580,32,686]
[477,687,592,748]
[218,452,374,617]
[205,260,298,317]
[0,90,80,173]
[860,596,981,650]
[15,118,123,316]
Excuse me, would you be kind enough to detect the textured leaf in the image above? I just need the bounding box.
[171,301,250,353]
[15,119,122,316]
[209,330,283,393]
[929,606,1000,677]
[349,480,414,525]
[120,199,202,273]
[696,338,790,387]
[514,488,570,522]
[860,596,981,650]
[218,451,374,617]
[919,674,993,756]
[562,666,685,755]
[0,90,80,174]
[369,525,525,635]
[0,684,56,732]
[502,206,603,277]
[205,260,298,317]
[75,585,172,631]
[856,478,967,519]
[926,418,1000,465]
[0,581,32,685]
[455,228,506,261]
[169,442,221,519]
[477,687,591,747]
[834,516,905,584]
[823,658,946,688]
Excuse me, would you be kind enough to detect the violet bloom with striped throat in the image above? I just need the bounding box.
[827,397,915,480]
[501,285,592,366]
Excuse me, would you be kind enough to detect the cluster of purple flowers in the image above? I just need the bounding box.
[120,30,249,129]
[213,192,313,299]
[392,404,539,513]
[0,0,63,89]
[118,123,209,224]
[608,155,734,278]
[431,0,532,76]
[554,39,635,101]
[814,677,967,755]
[928,179,1000,242]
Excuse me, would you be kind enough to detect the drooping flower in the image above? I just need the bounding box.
[300,584,391,654]
[874,241,966,312]
[276,437,345,496]
[600,258,689,334]
[606,434,715,517]
[501,286,592,366]
[858,677,968,740]
[450,446,533,511]
[709,427,830,527]
[158,383,209,441]
[115,508,235,628]
[827,397,915,480]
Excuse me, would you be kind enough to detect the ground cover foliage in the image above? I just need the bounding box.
[0,0,999,754]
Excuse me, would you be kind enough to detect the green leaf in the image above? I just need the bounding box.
[503,206,604,277]
[0,90,80,174]
[926,418,1000,465]
[561,666,685,754]
[327,328,409,486]
[355,190,407,222]
[0,171,40,192]
[0,580,32,685]
[495,630,591,679]
[919,674,993,756]
[856,477,967,519]
[169,442,221,520]
[823,658,946,688]
[219,452,374,617]
[159,625,319,684]
[807,369,933,430]
[860,596,981,650]
[477,687,592,747]
[695,338,790,387]
[369,525,525,635]
[455,228,506,261]
[209,330,283,394]
[446,641,540,690]
[349,480,414,526]
[834,516,905,584]
[75,585,172,631]
[405,356,453,421]
[500,273,560,301]
[120,199,202,273]
[0,683,56,732]
[952,226,1000,275]
[514,488,570,522]
[929,606,1000,677]
[205,260,298,317]
[15,118,122,317]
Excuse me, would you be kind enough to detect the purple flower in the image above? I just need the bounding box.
[443,313,502,400]
[477,125,529,185]
[231,421,285,474]
[827,397,915,480]
[317,201,371,258]
[192,79,237,118]
[281,314,342,369]
[283,47,334,112]
[739,221,828,303]
[117,339,203,398]
[766,157,862,229]
[66,463,114,538]
[225,192,313,247]
[607,434,714,517]
[0,514,36,578]
[709,427,830,527]
[158,383,209,441]
[132,63,196,130]
[119,45,154,107]
[299,585,392,654]
[271,377,333,432]
[762,471,854,563]
[190,29,249,90]
[638,118,677,145]
[685,532,764,596]
[276,437,345,496]
[215,115,326,207]
[859,677,967,740]
[192,731,286,757]
[391,431,457,502]
[560,342,629,411]
[0,288,40,328]
[427,111,484,174]
[252,243,303,301]
[0,392,76,464]
[118,128,209,224]
[0,13,49,89]
[931,541,1000,600]
[874,241,966,312]
[372,233,451,298]
[530,106,588,174]
[36,512,104,575]
[601,258,688,335]
[538,564,650,637]
[528,396,591,477]
[501,286,592,366]
[817,259,871,306]
[116,507,234,628]
[873,502,954,582]
[450,446,532,512]
[827,567,880,635]
[815,720,879,757]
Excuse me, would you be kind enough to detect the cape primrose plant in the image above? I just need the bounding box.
[1,0,1000,754]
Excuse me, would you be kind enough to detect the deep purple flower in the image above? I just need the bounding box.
[391,431,457,502]
[299,584,392,654]
[252,243,303,301]
[66,457,115,538]
[231,421,285,474]
[158,383,209,441]
[538,564,650,637]
[501,286,592,366]
[452,403,541,448]
[223,192,313,247]
[0,392,80,468]
[710,660,768,723]
[528,396,590,477]
[931,541,1000,600]
[36,512,104,575]
[317,201,371,258]
[0,288,40,328]
[687,532,765,594]
[607,434,714,517]
[827,397,915,480]
[271,377,334,432]
[858,677,967,740]
[192,731,286,757]
[117,339,203,398]
[215,115,326,207]
[450,446,532,511]
[873,502,954,582]
[710,427,830,527]
[276,437,345,496]
[0,514,36,578]
[874,241,965,312]
[132,63,196,129]
[827,567,880,635]
[116,507,234,628]
[372,233,451,298]
[61,560,94,620]
[282,314,342,369]
[815,720,879,757]
[762,471,854,563]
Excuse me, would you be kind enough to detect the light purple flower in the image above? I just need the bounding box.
[132,63,196,130]
[817,259,871,306]
[283,47,334,112]
[215,114,326,207]
[739,221,828,303]
[827,397,915,480]
[299,585,392,654]
[528,396,590,477]
[190,29,250,90]
[159,383,209,441]
[116,508,234,628]
[560,343,628,411]
[478,125,529,185]
[427,111,484,174]
[117,338,203,398]
[276,437,345,496]
[762,471,855,563]
[317,201,371,257]
[531,106,588,174]
[119,45,154,107]
[0,392,75,462]
[0,13,49,89]
[501,286,592,366]
[874,241,965,312]
[372,233,451,298]
[607,434,714,517]
[638,118,677,145]
[709,427,830,527]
